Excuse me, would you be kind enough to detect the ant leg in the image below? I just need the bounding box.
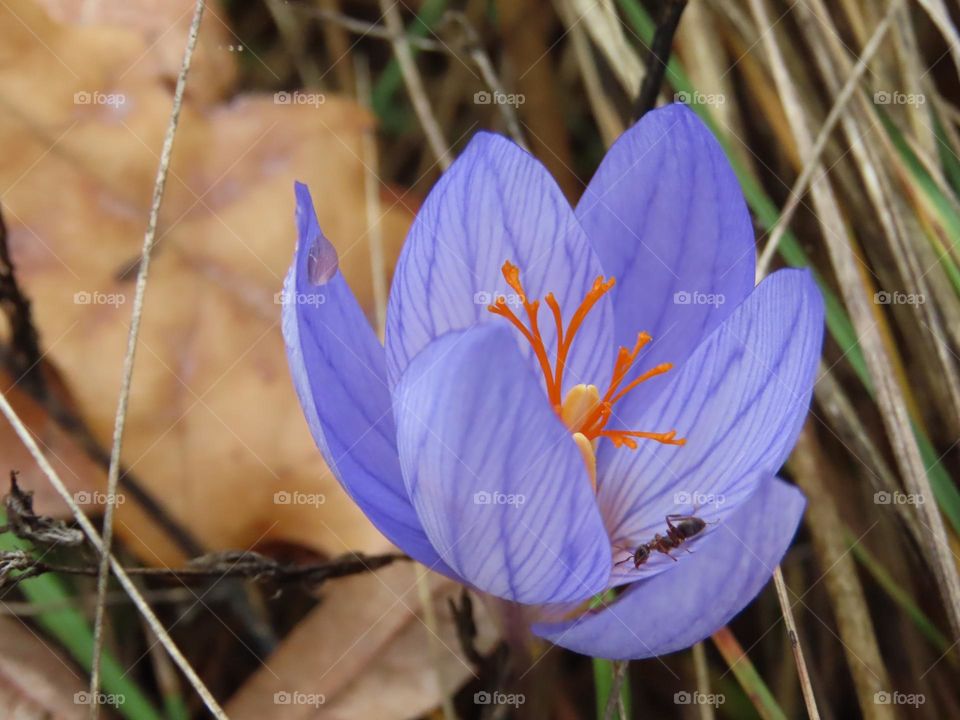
[612,542,638,567]
[665,513,691,534]
[664,518,685,546]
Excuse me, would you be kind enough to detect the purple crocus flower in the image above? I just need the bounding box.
[282,103,823,659]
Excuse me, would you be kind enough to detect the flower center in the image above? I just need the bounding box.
[487,260,685,486]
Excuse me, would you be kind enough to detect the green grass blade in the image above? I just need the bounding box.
[592,658,632,719]
[875,107,960,296]
[0,518,163,720]
[712,627,788,720]
[848,531,954,658]
[931,111,960,201]
[589,592,632,718]
[716,675,762,719]
[163,694,190,720]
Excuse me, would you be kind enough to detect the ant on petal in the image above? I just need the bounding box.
[615,512,709,570]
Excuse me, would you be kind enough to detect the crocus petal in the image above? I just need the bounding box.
[597,269,822,569]
[385,132,613,396]
[576,103,755,420]
[393,323,612,604]
[532,477,805,659]
[283,183,455,575]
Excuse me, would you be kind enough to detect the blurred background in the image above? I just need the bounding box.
[0,0,959,717]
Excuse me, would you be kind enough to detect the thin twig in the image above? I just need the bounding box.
[555,0,624,147]
[1,549,407,588]
[265,0,322,86]
[789,427,893,718]
[90,1,207,715]
[692,641,715,720]
[307,5,528,150]
[316,0,356,89]
[379,0,452,170]
[756,0,899,279]
[305,6,445,50]
[415,564,457,720]
[0,389,228,718]
[445,11,529,149]
[602,659,628,720]
[356,54,388,336]
[632,0,688,120]
[772,566,820,720]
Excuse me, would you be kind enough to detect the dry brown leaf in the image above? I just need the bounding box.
[0,0,415,563]
[225,564,497,720]
[0,369,105,517]
[0,616,89,719]
[37,0,238,105]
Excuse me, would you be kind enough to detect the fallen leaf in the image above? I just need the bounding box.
[37,0,238,105]
[0,615,88,719]
[0,0,415,563]
[225,564,497,720]
[0,369,105,518]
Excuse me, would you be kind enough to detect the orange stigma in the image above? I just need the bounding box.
[487,260,685,451]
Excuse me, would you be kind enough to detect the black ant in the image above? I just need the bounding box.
[615,513,708,569]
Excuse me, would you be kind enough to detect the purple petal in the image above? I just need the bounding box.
[283,182,455,575]
[576,103,755,423]
[385,132,614,397]
[392,323,612,604]
[598,269,822,584]
[532,477,806,659]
